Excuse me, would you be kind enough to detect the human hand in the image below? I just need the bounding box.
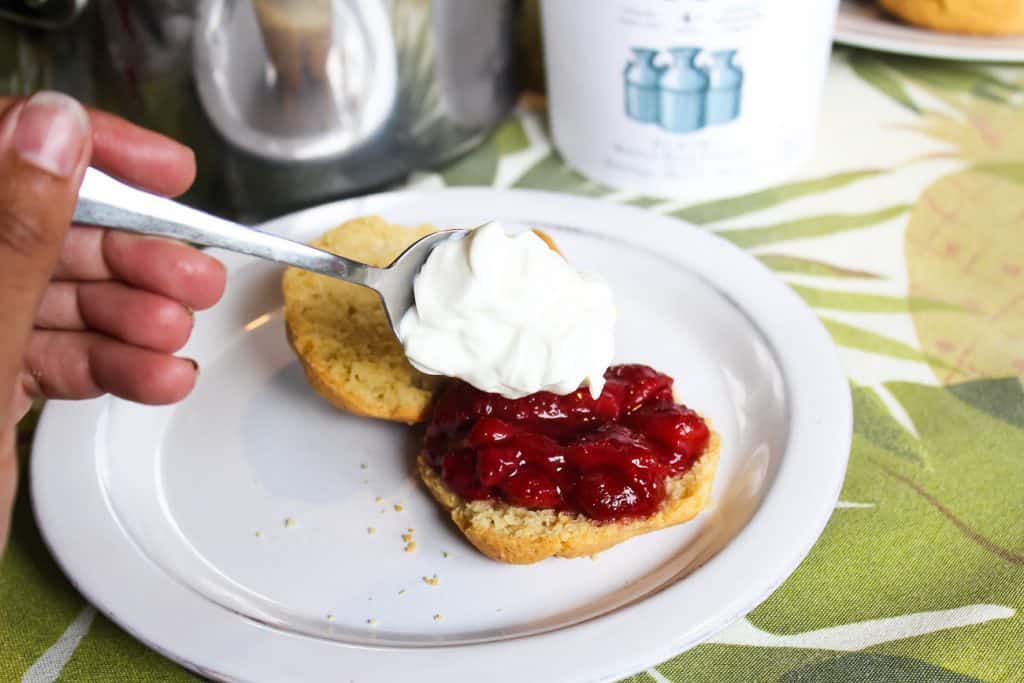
[0,92,227,550]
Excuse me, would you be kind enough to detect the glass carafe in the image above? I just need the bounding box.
[658,47,708,133]
[705,49,743,125]
[624,47,663,123]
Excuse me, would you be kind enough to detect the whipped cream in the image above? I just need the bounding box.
[398,222,616,399]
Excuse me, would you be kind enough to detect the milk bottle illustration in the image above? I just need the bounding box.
[624,48,664,123]
[541,0,841,198]
[658,47,708,133]
[705,50,743,125]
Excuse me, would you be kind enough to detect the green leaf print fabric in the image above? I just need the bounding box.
[3,47,1023,682]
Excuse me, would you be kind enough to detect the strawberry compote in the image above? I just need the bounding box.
[424,364,710,522]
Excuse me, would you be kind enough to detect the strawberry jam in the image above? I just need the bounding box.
[424,364,710,522]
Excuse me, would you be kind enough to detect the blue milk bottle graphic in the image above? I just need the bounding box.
[658,47,708,133]
[705,50,743,125]
[624,48,664,123]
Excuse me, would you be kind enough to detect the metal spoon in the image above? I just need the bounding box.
[72,167,463,334]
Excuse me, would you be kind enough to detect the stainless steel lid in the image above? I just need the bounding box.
[193,0,399,162]
[0,0,517,218]
[0,0,88,29]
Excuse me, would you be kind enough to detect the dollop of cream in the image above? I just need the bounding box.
[398,222,616,399]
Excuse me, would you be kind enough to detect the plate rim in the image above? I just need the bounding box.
[836,0,1024,62]
[31,187,852,683]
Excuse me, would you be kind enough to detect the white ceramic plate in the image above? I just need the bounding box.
[32,189,851,683]
[837,0,1024,62]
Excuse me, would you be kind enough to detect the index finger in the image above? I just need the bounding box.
[0,97,196,198]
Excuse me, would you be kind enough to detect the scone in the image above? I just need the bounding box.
[283,219,562,423]
[282,216,443,424]
[418,365,720,564]
[419,435,719,564]
[878,0,1024,35]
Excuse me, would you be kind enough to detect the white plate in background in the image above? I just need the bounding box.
[32,189,851,682]
[837,0,1024,62]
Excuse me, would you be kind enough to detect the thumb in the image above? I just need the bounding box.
[0,92,91,428]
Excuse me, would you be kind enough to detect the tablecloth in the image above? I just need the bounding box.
[3,47,1023,683]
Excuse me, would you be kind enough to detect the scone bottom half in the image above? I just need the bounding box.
[418,432,720,564]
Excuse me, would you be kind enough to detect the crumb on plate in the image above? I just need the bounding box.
[422,574,439,586]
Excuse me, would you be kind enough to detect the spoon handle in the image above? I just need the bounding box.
[73,168,380,286]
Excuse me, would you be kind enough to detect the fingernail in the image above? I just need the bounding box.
[12,91,89,178]
[186,358,199,374]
